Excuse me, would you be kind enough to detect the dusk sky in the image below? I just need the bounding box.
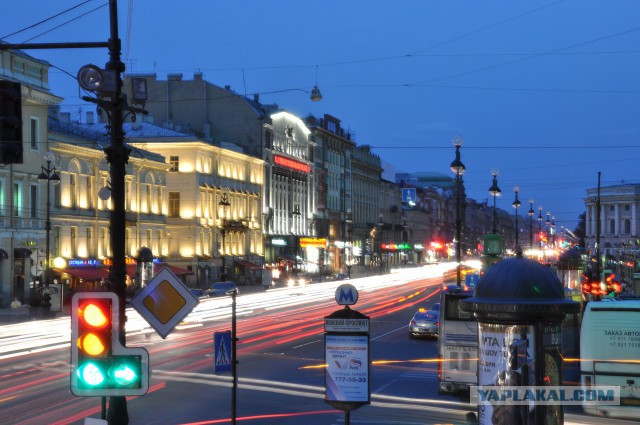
[3,0,640,232]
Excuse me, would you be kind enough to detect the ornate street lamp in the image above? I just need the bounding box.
[528,199,535,251]
[488,168,501,234]
[512,186,521,252]
[450,136,465,286]
[219,193,231,280]
[37,151,60,297]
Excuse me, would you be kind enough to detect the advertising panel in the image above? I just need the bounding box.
[325,334,369,403]
[477,323,535,425]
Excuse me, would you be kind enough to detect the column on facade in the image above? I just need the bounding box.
[614,204,620,236]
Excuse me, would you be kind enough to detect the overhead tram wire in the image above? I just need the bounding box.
[0,0,96,40]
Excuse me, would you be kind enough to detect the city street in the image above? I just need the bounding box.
[0,265,637,424]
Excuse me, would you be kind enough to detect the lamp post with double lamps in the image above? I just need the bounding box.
[37,151,60,307]
[512,186,521,253]
[488,169,501,234]
[450,136,466,286]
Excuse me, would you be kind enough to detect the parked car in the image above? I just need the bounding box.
[189,288,206,298]
[408,307,439,338]
[205,281,238,297]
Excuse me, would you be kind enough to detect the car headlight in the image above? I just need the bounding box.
[287,279,295,287]
[298,278,306,286]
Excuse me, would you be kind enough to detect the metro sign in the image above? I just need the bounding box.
[335,283,359,306]
[274,155,310,173]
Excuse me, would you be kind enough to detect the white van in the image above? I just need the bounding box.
[438,285,477,397]
[581,298,640,419]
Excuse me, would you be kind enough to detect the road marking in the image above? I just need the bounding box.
[371,325,406,341]
[293,339,322,348]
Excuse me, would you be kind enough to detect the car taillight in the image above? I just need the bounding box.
[435,322,439,327]
[411,321,416,326]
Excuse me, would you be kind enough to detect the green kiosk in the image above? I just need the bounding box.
[480,233,503,273]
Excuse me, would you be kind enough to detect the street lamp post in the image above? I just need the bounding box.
[219,193,231,280]
[345,209,352,279]
[538,206,543,252]
[450,136,466,286]
[488,169,501,234]
[512,186,521,252]
[528,199,535,251]
[37,151,60,307]
[378,213,384,274]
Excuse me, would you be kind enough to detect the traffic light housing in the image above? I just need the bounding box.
[71,292,149,397]
[0,80,23,165]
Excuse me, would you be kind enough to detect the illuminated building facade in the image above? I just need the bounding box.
[263,111,316,272]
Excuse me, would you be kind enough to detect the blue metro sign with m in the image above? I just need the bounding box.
[335,284,359,306]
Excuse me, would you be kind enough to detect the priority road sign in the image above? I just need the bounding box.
[214,331,232,373]
[130,267,199,339]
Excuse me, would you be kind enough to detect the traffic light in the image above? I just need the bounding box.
[71,292,149,397]
[0,80,23,165]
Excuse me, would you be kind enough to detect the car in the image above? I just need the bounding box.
[408,308,439,338]
[286,274,312,287]
[428,303,440,314]
[189,288,205,298]
[205,281,239,297]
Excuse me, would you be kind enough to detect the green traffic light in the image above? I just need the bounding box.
[111,363,139,386]
[77,362,106,387]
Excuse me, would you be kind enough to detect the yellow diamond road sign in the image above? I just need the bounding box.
[131,267,199,339]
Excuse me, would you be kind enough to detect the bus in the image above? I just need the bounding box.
[438,284,478,397]
[581,298,640,420]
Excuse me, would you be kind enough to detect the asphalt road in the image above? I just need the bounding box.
[1,265,638,424]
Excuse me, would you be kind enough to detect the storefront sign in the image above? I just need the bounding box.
[300,237,326,248]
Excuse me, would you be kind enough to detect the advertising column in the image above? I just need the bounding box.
[324,284,370,423]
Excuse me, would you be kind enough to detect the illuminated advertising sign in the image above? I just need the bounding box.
[274,155,310,173]
[68,259,101,267]
[300,238,327,248]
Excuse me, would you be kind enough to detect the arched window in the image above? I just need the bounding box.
[625,219,631,234]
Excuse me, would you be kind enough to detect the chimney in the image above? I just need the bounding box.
[225,85,231,91]
[168,73,183,81]
[86,111,94,124]
[253,93,259,103]
[194,72,203,81]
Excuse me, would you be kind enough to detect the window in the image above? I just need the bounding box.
[146,229,152,246]
[13,182,22,217]
[87,176,93,209]
[71,226,77,257]
[87,228,93,257]
[265,131,272,149]
[30,117,39,150]
[625,219,631,234]
[169,156,179,172]
[54,226,61,257]
[157,186,162,214]
[30,185,38,219]
[610,220,615,235]
[610,205,615,212]
[168,192,180,217]
[69,174,77,208]
[54,181,61,207]
[145,184,151,213]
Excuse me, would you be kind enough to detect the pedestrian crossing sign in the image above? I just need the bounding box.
[214,331,232,373]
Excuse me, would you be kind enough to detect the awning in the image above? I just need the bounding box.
[55,268,109,281]
[234,260,261,269]
[14,248,32,258]
[0,249,7,260]
[154,263,193,276]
